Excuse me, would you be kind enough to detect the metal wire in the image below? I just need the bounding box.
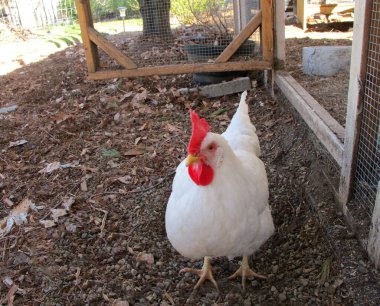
[353,3,380,217]
[91,0,261,67]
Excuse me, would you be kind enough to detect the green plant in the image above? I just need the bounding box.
[171,0,208,25]
[89,0,140,20]
[172,0,231,38]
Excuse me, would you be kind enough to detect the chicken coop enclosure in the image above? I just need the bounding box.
[74,0,274,80]
[338,0,380,267]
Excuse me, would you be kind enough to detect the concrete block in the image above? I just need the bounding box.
[199,77,252,98]
[303,46,352,76]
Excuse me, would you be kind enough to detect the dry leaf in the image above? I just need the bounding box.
[166,123,181,134]
[123,149,144,157]
[80,179,88,192]
[39,161,76,174]
[39,161,61,173]
[40,220,56,228]
[65,223,77,232]
[51,209,67,222]
[9,139,28,148]
[3,198,14,207]
[113,301,129,306]
[54,112,73,124]
[117,176,131,184]
[134,137,141,145]
[62,197,75,211]
[136,252,154,265]
[119,91,134,102]
[138,122,148,131]
[131,89,147,105]
[0,198,33,236]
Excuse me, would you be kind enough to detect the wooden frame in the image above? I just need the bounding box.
[339,0,372,206]
[74,0,274,80]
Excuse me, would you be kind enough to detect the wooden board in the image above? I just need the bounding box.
[275,71,344,166]
[261,0,274,62]
[88,60,272,80]
[215,11,262,63]
[88,27,137,69]
[74,0,99,72]
[320,3,355,15]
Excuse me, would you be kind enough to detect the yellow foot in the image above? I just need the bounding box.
[228,256,266,291]
[180,256,218,290]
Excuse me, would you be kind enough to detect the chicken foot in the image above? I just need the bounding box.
[180,256,218,290]
[228,256,267,291]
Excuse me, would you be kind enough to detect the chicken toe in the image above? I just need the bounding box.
[229,256,266,291]
[180,256,218,290]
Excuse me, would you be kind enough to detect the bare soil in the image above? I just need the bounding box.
[1,32,379,305]
[285,25,353,127]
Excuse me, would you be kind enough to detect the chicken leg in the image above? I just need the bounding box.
[228,256,266,291]
[180,256,218,290]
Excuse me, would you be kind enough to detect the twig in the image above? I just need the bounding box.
[90,204,108,237]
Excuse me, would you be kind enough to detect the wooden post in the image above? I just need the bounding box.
[339,0,372,206]
[274,0,285,69]
[74,0,99,73]
[261,0,273,63]
[296,0,306,30]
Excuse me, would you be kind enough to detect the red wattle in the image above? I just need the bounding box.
[188,162,214,186]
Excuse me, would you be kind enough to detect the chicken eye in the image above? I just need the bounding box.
[208,144,215,151]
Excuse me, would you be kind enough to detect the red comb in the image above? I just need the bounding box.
[188,110,210,154]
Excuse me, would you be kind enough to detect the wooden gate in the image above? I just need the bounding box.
[74,0,274,80]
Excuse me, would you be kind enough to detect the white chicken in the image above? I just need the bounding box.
[165,91,274,290]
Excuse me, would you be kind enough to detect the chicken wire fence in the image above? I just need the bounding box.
[0,0,76,29]
[353,1,380,219]
[91,0,261,67]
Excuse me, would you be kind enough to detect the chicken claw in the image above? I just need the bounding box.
[180,256,218,290]
[229,256,267,291]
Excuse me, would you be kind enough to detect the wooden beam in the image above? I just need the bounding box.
[339,0,372,206]
[215,11,262,63]
[74,0,99,73]
[274,0,285,69]
[261,0,274,62]
[88,60,272,80]
[275,71,344,166]
[88,27,137,69]
[296,0,306,31]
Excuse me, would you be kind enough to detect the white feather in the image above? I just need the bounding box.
[165,91,274,259]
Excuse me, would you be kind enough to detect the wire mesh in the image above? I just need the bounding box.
[0,0,21,26]
[353,2,380,218]
[91,0,261,67]
[0,0,75,29]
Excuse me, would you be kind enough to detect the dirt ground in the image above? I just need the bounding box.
[1,27,380,305]
[285,25,353,127]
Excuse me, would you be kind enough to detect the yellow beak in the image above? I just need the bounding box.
[185,154,199,167]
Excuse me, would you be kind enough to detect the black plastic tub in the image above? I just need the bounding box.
[184,40,256,85]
